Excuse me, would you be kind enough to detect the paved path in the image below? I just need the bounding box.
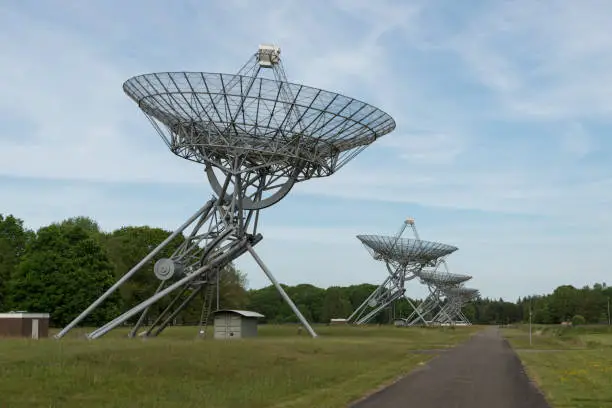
[352,327,551,408]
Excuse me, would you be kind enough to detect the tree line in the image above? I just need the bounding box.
[1,213,610,327]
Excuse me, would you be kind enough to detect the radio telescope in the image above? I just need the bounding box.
[55,44,396,340]
[433,286,480,326]
[402,258,471,326]
[346,218,458,325]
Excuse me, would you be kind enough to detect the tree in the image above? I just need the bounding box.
[549,285,580,323]
[321,286,352,323]
[9,213,612,329]
[285,284,326,322]
[218,264,249,309]
[572,314,586,326]
[173,263,249,325]
[7,222,120,326]
[58,216,102,236]
[102,226,185,319]
[247,285,287,323]
[0,214,32,310]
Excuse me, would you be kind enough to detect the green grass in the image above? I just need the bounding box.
[502,325,612,408]
[0,324,481,408]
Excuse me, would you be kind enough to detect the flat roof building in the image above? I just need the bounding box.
[0,312,50,339]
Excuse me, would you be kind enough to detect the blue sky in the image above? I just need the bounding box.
[1,0,611,301]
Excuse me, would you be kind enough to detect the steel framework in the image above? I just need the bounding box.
[346,218,458,325]
[402,259,472,326]
[55,44,396,340]
[433,286,480,326]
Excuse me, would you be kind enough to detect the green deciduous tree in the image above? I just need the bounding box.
[321,286,352,323]
[572,314,586,326]
[218,263,249,309]
[59,216,102,236]
[173,263,249,325]
[102,226,184,319]
[0,214,32,311]
[548,285,581,323]
[247,285,291,323]
[7,222,120,326]
[4,213,612,328]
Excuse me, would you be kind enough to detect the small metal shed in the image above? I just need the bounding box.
[330,318,348,325]
[0,312,50,339]
[213,309,264,339]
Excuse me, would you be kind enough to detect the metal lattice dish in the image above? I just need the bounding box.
[123,72,395,180]
[444,287,480,299]
[348,219,461,326]
[357,235,458,265]
[417,270,472,286]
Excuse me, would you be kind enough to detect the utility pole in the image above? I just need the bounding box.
[608,296,612,326]
[529,302,533,346]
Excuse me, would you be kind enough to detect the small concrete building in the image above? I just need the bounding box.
[0,312,50,339]
[213,309,264,340]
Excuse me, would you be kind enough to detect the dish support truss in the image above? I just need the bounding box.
[402,259,474,326]
[55,175,318,339]
[53,46,331,340]
[402,259,463,326]
[433,287,479,326]
[347,219,442,325]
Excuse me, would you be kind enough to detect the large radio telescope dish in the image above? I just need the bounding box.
[56,44,396,340]
[357,235,458,266]
[435,286,480,325]
[123,73,395,180]
[401,258,474,326]
[347,218,458,325]
[417,270,472,287]
[121,57,394,212]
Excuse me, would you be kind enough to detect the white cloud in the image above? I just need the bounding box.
[445,0,612,120]
[377,130,465,165]
[0,0,419,183]
[0,5,193,185]
[292,163,612,227]
[1,183,108,230]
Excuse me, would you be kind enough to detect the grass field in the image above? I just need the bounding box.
[0,324,480,408]
[502,325,612,408]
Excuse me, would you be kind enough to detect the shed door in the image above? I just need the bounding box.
[223,314,231,338]
[31,319,39,339]
[229,314,241,338]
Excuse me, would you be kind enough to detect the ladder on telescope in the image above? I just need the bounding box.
[197,274,218,339]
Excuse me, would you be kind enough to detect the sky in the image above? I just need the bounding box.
[1,0,612,302]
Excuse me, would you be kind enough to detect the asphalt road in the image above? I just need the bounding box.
[351,327,551,408]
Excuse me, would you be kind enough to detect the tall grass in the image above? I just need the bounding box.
[502,325,612,408]
[0,324,480,408]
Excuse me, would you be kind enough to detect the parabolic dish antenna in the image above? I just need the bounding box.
[417,270,471,286]
[55,44,396,340]
[123,73,395,182]
[404,258,473,326]
[357,235,458,266]
[434,286,480,326]
[347,218,458,325]
[444,287,480,298]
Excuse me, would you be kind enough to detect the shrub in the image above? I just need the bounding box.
[572,315,586,326]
